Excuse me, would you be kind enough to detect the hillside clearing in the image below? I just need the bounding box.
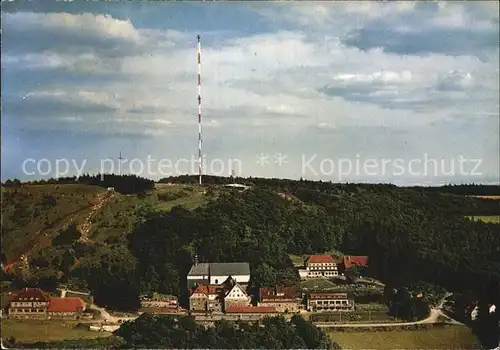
[153,183,206,211]
[289,254,305,266]
[1,183,208,274]
[465,215,500,223]
[1,184,105,261]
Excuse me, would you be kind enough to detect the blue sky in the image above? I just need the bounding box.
[1,1,499,185]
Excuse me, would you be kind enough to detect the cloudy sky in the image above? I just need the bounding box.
[1,1,499,185]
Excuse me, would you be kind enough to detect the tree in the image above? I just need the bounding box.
[344,265,361,281]
[115,314,341,349]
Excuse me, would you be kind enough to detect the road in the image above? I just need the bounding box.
[71,288,463,330]
[315,292,464,328]
[88,304,140,324]
[58,288,140,324]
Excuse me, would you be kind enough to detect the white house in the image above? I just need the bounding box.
[223,282,251,310]
[298,255,339,279]
[471,305,479,320]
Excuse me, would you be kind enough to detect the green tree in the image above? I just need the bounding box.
[345,265,361,281]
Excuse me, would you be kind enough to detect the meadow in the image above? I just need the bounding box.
[1,319,112,343]
[329,325,480,350]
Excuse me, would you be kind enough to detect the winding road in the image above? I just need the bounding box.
[315,292,464,328]
[61,287,463,331]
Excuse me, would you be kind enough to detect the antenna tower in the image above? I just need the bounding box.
[231,160,236,179]
[118,151,124,176]
[197,34,203,185]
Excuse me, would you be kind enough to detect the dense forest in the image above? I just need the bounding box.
[115,314,338,349]
[2,175,499,347]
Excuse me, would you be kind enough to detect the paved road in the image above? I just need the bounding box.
[59,288,139,324]
[316,292,464,328]
[88,304,140,324]
[80,290,462,330]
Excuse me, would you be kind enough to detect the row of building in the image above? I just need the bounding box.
[3,288,88,320]
[186,254,369,287]
[188,277,355,314]
[186,253,368,314]
[2,254,367,320]
[298,254,368,279]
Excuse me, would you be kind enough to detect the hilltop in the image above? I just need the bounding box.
[1,176,499,343]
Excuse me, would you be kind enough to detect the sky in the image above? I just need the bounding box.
[1,1,499,185]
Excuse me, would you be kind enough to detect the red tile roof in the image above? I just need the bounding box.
[259,286,297,301]
[11,288,49,303]
[344,256,369,269]
[226,306,276,313]
[191,284,223,297]
[48,297,86,313]
[306,255,335,264]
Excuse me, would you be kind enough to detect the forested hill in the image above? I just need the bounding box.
[2,175,499,346]
[160,175,500,195]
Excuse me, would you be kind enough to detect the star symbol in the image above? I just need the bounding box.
[256,153,270,167]
[273,152,288,166]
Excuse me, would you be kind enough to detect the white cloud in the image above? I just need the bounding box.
[332,70,413,84]
[436,70,473,91]
[1,6,498,183]
[4,11,140,42]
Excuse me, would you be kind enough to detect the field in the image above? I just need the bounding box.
[329,325,480,350]
[0,319,112,343]
[465,215,500,223]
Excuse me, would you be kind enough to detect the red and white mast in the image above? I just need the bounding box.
[197,34,203,185]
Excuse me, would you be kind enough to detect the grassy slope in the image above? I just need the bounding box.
[1,319,112,343]
[1,184,104,261]
[329,326,479,350]
[465,215,500,223]
[153,183,206,211]
[1,183,206,265]
[301,278,338,290]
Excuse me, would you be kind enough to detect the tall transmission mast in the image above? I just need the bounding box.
[118,151,124,176]
[197,34,203,186]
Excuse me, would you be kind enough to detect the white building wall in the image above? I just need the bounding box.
[187,275,209,289]
[210,274,250,285]
[298,270,309,279]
